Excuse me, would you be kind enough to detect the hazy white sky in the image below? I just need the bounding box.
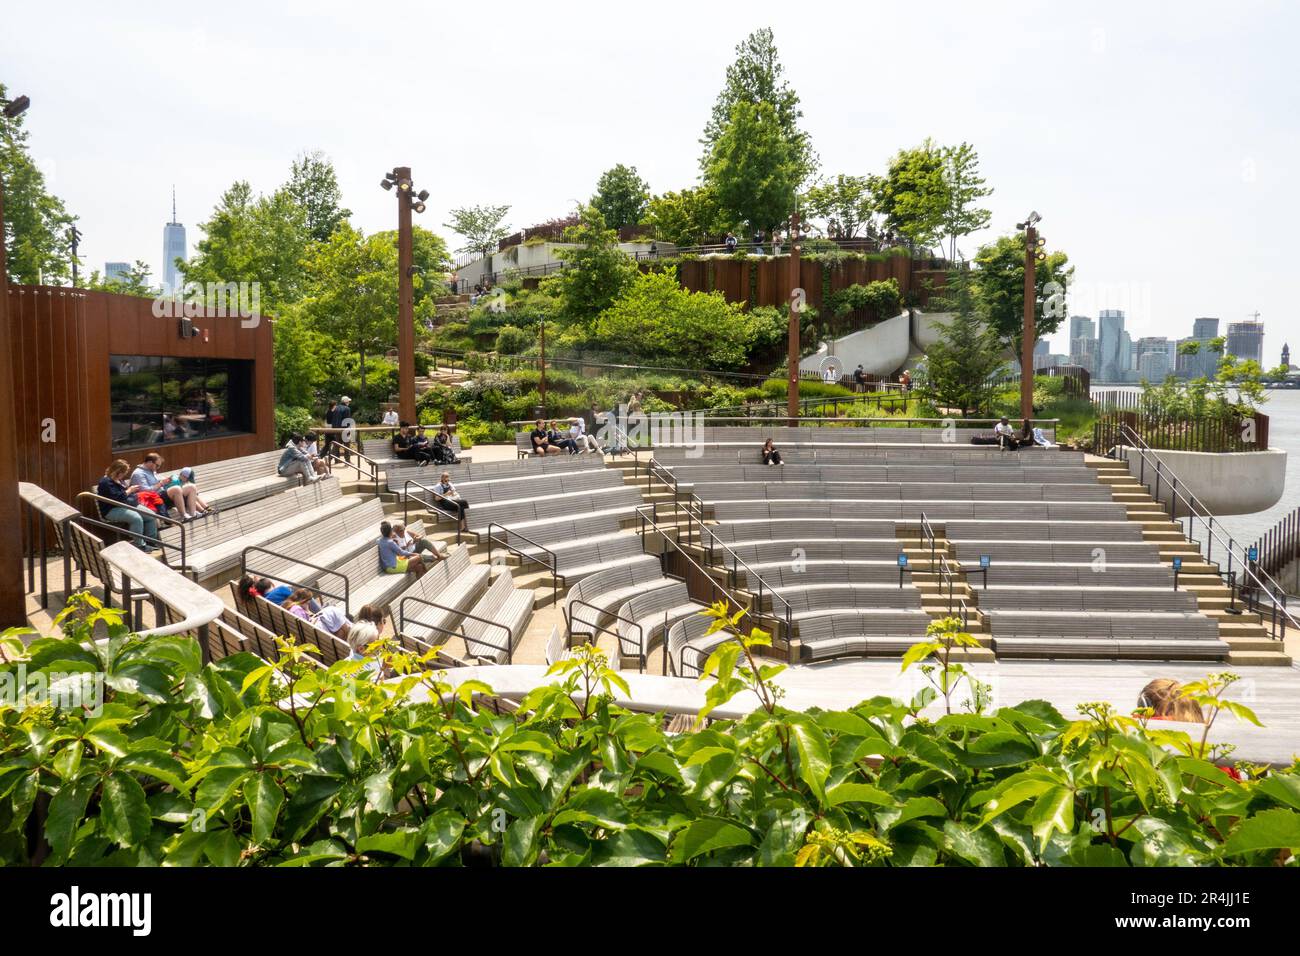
[4,0,1297,357]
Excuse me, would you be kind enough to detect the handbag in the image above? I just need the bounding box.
[136,489,166,513]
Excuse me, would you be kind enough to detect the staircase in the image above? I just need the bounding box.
[1088,456,1293,667]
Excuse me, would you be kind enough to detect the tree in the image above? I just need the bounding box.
[546,206,638,326]
[591,164,650,230]
[285,150,351,243]
[270,303,319,409]
[298,224,398,405]
[970,233,1073,353]
[1,82,77,284]
[83,260,161,298]
[921,269,1006,417]
[594,268,757,368]
[443,204,511,258]
[802,175,875,239]
[705,101,799,236]
[701,27,816,184]
[870,140,950,249]
[940,143,993,262]
[644,186,724,246]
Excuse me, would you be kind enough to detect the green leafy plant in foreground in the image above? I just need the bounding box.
[0,595,1297,867]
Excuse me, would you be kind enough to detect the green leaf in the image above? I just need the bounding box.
[786,713,832,803]
[203,828,242,867]
[1027,786,1075,851]
[246,773,285,845]
[421,810,465,865]
[503,815,543,867]
[45,780,96,862]
[669,817,755,863]
[1222,809,1300,855]
[941,820,1006,867]
[1256,774,1300,812]
[100,772,152,847]
[826,782,894,808]
[591,828,668,867]
[195,766,250,815]
[117,751,188,790]
[357,828,421,861]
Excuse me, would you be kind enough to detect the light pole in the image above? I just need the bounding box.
[787,210,802,424]
[0,94,31,627]
[380,167,428,423]
[1016,211,1044,422]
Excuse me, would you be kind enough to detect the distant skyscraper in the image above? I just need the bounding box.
[1225,319,1264,363]
[1192,317,1219,340]
[1069,316,1095,343]
[1138,350,1170,381]
[104,261,130,283]
[1097,310,1126,381]
[1071,337,1098,374]
[1034,338,1050,359]
[1283,343,1291,369]
[162,187,187,295]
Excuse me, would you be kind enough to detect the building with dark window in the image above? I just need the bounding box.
[5,284,274,506]
[1226,320,1265,363]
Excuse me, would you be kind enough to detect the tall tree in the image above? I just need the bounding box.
[591,164,650,230]
[443,204,511,258]
[971,234,1073,353]
[940,142,993,262]
[644,186,724,247]
[298,224,398,404]
[1,82,77,284]
[285,150,351,243]
[700,27,816,184]
[921,269,1005,417]
[547,206,638,326]
[802,175,875,239]
[705,101,799,236]
[870,140,950,249]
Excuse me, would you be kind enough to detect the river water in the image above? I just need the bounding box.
[1092,387,1300,546]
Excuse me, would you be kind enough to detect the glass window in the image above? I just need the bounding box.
[109,356,253,450]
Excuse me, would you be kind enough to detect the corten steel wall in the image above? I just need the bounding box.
[6,284,276,507]
[666,255,948,309]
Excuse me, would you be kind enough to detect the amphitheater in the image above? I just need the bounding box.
[19,422,1300,763]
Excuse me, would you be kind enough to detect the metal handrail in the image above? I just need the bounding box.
[486,522,560,603]
[566,598,648,674]
[1113,423,1298,636]
[919,513,939,570]
[682,491,796,623]
[398,594,517,664]
[634,502,794,662]
[76,489,188,571]
[403,478,465,542]
[326,440,380,495]
[240,545,352,614]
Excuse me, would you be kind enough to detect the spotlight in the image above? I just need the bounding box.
[413,202,426,214]
[385,171,398,182]
[3,95,30,118]
[380,179,393,191]
[399,181,411,192]
[417,189,429,202]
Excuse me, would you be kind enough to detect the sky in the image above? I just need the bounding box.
[4,0,1298,359]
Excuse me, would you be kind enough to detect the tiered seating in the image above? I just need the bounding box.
[395,546,492,648]
[171,449,305,511]
[666,612,738,677]
[615,583,707,671]
[358,434,469,470]
[563,555,676,641]
[162,480,363,579]
[388,453,596,497]
[669,435,1228,663]
[232,586,353,666]
[463,474,641,540]
[460,572,535,664]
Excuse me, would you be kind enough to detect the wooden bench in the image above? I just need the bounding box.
[615,583,703,672]
[232,585,353,666]
[460,572,535,664]
[563,555,674,641]
[394,546,491,648]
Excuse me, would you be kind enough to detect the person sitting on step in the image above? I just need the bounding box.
[379,520,428,578]
[761,438,783,466]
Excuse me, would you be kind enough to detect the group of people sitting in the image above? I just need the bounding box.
[529,417,601,456]
[236,575,387,678]
[391,423,461,467]
[95,454,214,550]
[277,433,334,483]
[991,417,1054,450]
[378,513,457,578]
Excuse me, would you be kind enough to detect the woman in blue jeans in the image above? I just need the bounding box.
[96,459,160,552]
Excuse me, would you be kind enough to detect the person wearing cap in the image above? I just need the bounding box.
[334,395,353,462]
[162,466,213,518]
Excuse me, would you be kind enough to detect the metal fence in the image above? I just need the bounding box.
[1093,410,1269,453]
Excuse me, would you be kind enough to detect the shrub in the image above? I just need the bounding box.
[0,598,1293,867]
[495,325,533,356]
[274,404,316,444]
[826,279,902,321]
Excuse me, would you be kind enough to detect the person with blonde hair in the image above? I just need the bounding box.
[1136,678,1206,723]
[95,459,160,551]
[345,621,383,679]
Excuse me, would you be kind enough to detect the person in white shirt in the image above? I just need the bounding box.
[391,521,445,562]
[993,417,1016,451]
[569,416,600,453]
[381,408,400,427]
[303,432,332,477]
[431,471,469,533]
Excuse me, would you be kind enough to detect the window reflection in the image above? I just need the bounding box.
[109,356,252,450]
